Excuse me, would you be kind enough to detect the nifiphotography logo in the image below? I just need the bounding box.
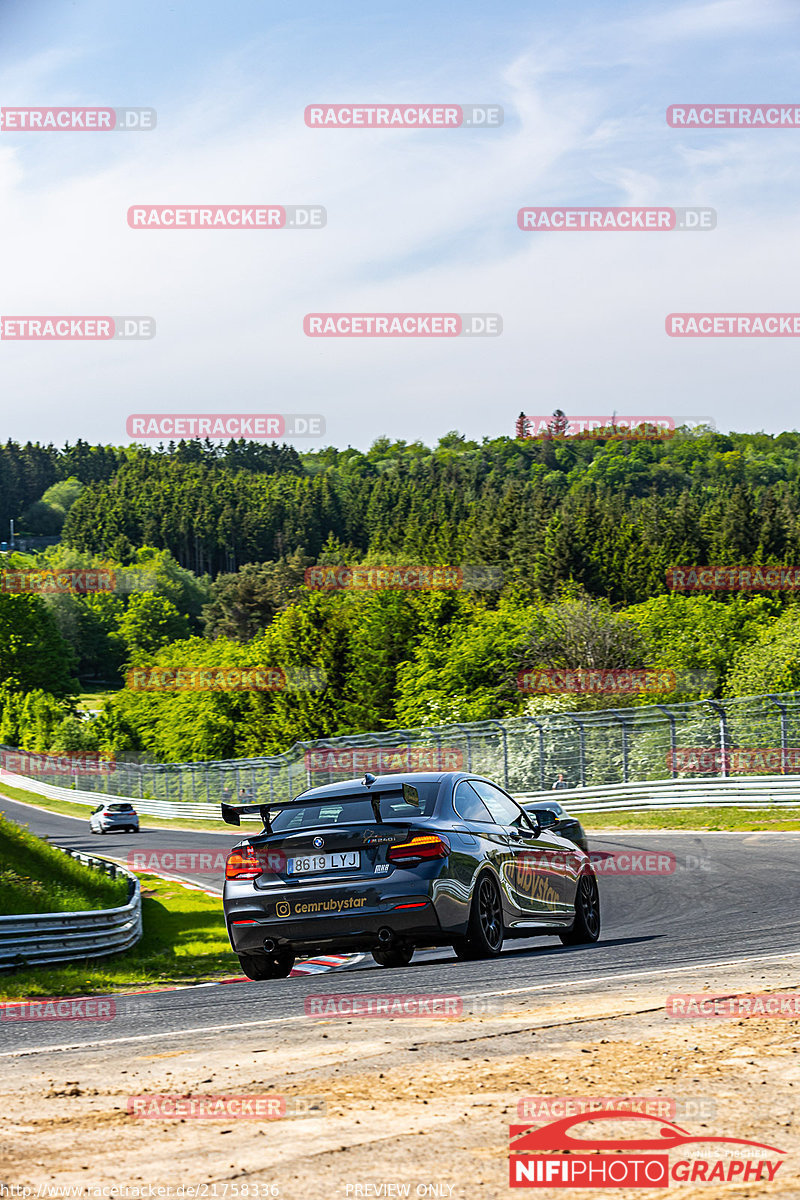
[508,1110,785,1188]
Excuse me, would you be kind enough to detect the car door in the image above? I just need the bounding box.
[469,780,573,921]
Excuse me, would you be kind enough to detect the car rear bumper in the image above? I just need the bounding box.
[226,881,451,955]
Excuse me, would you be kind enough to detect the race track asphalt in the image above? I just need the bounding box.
[2,793,799,1055]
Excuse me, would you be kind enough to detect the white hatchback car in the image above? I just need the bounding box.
[89,802,140,834]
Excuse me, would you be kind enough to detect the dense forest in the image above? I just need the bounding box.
[2,425,800,762]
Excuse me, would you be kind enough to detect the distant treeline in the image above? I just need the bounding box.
[39,427,800,598]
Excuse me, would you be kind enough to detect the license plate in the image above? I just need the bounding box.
[286,851,360,875]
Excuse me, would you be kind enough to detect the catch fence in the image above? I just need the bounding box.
[5,691,800,805]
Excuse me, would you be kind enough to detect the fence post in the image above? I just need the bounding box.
[706,701,729,778]
[568,715,586,787]
[522,716,546,791]
[767,696,788,773]
[488,721,509,789]
[655,704,678,778]
[608,710,629,783]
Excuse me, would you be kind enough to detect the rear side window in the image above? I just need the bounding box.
[452,781,494,824]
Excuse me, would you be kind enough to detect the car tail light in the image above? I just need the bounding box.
[225,845,262,880]
[387,834,451,864]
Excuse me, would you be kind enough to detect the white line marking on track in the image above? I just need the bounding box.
[4,948,799,1059]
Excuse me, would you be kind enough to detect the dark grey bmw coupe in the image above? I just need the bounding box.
[222,771,600,979]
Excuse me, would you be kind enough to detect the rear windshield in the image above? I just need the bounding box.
[107,804,134,812]
[269,784,439,832]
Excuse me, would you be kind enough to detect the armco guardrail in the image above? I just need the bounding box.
[0,771,225,820]
[0,850,142,970]
[518,774,800,812]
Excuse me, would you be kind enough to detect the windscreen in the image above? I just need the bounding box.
[269,783,440,832]
[107,804,134,812]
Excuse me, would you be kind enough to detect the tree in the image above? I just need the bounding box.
[726,605,800,696]
[548,410,570,437]
[0,594,78,695]
[117,593,191,659]
[201,551,313,641]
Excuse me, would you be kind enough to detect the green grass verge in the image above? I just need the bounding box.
[0,779,235,832]
[0,874,238,999]
[74,686,121,712]
[0,811,128,916]
[583,806,800,832]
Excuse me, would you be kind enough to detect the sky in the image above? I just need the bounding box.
[1,0,799,450]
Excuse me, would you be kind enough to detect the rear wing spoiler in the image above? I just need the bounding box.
[221,782,420,831]
[221,802,275,829]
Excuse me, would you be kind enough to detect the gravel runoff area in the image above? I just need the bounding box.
[1,953,798,1199]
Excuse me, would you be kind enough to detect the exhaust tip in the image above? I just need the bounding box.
[263,938,277,954]
[377,927,393,944]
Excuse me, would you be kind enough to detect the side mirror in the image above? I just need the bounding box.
[536,808,558,829]
[521,811,541,836]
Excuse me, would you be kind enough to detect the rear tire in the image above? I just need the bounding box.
[453,872,504,960]
[560,873,600,945]
[238,948,295,980]
[372,941,414,968]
